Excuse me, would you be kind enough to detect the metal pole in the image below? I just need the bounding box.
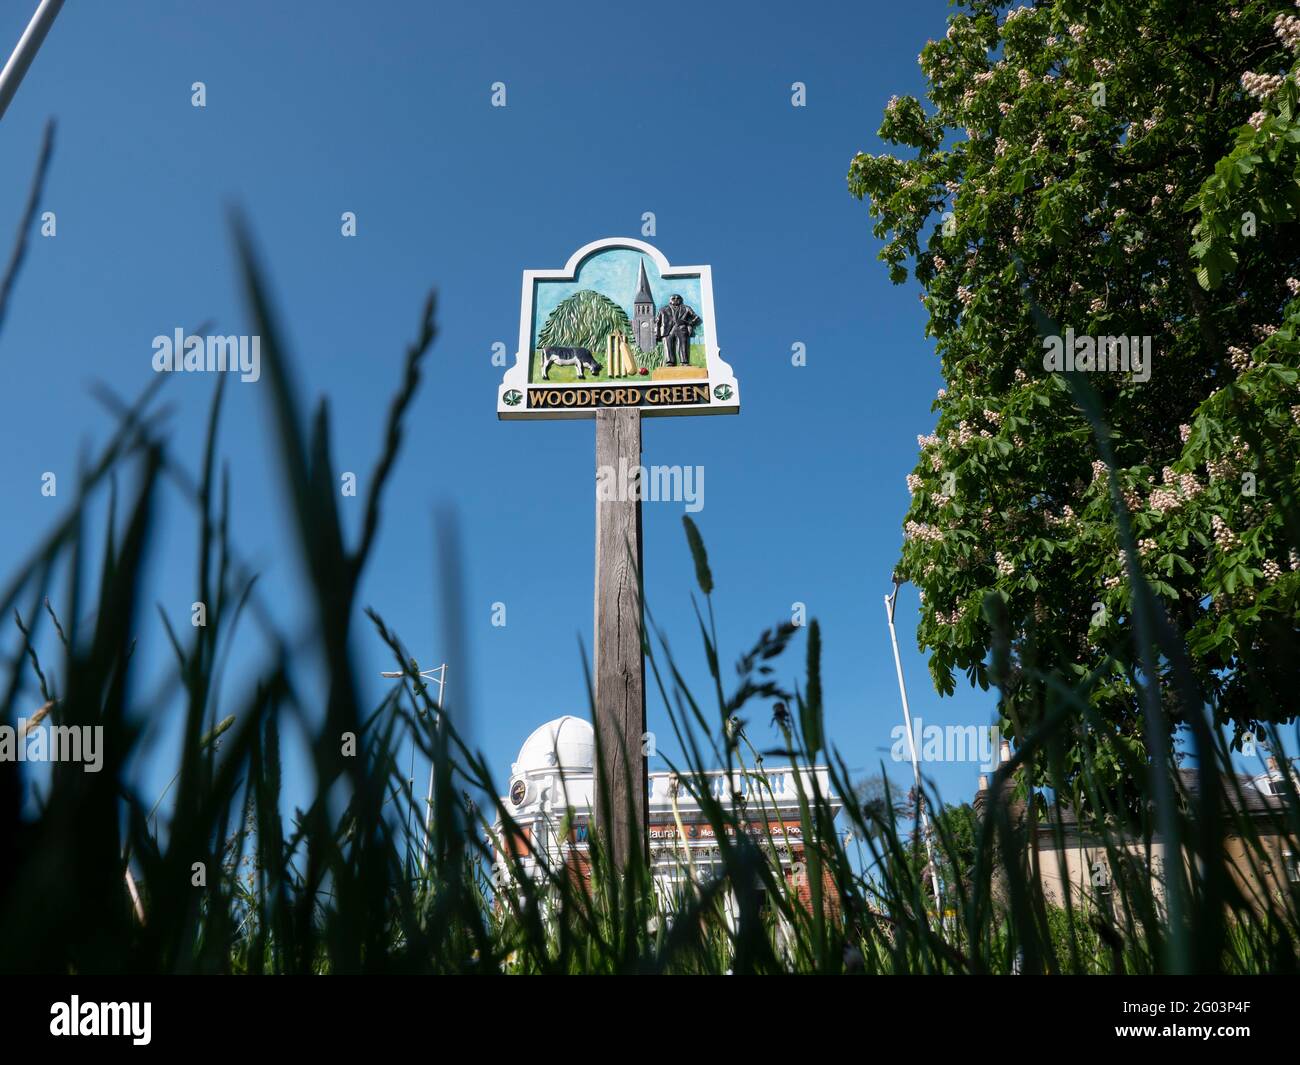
[422,665,446,858]
[884,580,943,910]
[380,661,447,869]
[0,0,65,123]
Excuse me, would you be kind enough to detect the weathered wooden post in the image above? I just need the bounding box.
[593,407,646,869]
[498,238,739,874]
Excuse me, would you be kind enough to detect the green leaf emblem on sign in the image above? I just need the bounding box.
[503,389,523,406]
[713,384,733,401]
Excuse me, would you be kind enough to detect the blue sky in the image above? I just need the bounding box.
[0,0,1001,825]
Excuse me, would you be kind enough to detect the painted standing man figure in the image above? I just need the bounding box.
[655,294,702,367]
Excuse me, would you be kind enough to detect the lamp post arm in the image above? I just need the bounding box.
[0,0,66,122]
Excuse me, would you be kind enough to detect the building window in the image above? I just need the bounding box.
[1285,852,1300,885]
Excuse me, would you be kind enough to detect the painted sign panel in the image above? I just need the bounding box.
[498,238,739,419]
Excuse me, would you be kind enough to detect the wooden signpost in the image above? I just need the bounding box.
[498,238,739,872]
[593,407,645,871]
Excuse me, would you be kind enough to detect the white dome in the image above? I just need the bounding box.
[514,716,594,774]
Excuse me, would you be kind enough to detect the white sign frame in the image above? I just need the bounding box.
[497,237,740,420]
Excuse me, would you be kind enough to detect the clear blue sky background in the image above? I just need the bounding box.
[0,0,1003,826]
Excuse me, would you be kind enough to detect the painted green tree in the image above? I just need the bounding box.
[536,290,633,353]
[848,1,1300,807]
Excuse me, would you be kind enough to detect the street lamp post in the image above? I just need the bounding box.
[380,661,447,865]
[884,578,943,912]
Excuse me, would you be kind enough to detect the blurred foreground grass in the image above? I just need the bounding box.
[0,195,1297,975]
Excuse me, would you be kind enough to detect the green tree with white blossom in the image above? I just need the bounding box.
[848,0,1300,807]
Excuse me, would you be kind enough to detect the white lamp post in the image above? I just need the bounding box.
[380,661,447,863]
[884,578,943,912]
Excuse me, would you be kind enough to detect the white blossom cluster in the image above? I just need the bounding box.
[1228,345,1253,372]
[1045,504,1076,528]
[1207,456,1235,481]
[1150,484,1179,513]
[909,432,944,488]
[1212,514,1240,551]
[905,520,944,543]
[933,606,961,627]
[1275,12,1300,51]
[1241,71,1286,98]
[1149,465,1201,515]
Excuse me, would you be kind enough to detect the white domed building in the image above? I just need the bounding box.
[503,715,597,832]
[494,715,842,917]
